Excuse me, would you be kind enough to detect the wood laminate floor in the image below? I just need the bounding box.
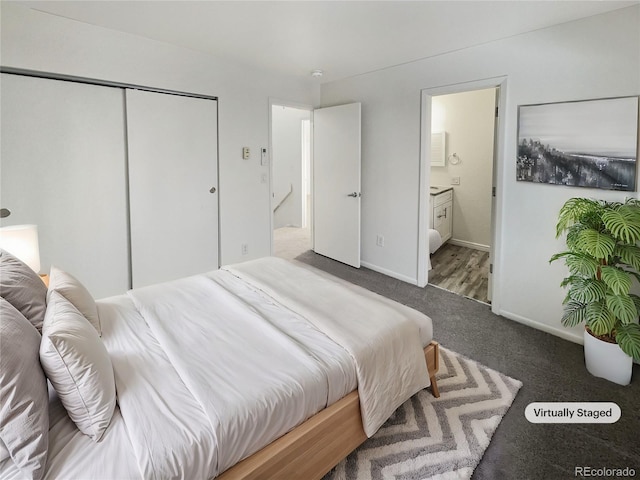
[429,243,490,304]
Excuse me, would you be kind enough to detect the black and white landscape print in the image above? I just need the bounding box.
[517,97,638,191]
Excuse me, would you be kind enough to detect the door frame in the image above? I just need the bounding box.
[268,98,314,256]
[417,76,507,313]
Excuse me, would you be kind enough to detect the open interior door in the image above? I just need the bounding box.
[488,88,500,303]
[313,103,361,268]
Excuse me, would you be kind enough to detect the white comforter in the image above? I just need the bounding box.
[119,270,357,478]
[225,257,430,437]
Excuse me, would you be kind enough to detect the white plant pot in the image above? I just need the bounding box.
[583,328,633,386]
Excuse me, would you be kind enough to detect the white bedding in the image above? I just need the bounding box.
[125,272,355,477]
[0,258,434,480]
[224,257,430,437]
[0,386,139,480]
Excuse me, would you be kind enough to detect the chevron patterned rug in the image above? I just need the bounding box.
[324,347,522,480]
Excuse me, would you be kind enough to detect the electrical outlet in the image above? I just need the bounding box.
[242,147,250,160]
[451,176,460,185]
[241,243,249,255]
[376,234,385,247]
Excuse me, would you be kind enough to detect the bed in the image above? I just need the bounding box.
[0,251,439,480]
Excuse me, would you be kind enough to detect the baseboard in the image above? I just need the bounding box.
[448,238,490,252]
[360,261,418,286]
[492,309,640,366]
[498,309,583,345]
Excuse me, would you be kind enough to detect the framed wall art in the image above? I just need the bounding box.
[517,96,639,191]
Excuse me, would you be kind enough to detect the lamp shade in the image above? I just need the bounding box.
[0,224,41,273]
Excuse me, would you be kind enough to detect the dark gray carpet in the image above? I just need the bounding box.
[294,250,640,480]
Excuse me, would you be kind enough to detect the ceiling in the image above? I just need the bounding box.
[9,1,639,83]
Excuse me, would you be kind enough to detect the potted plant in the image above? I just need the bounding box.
[550,197,640,385]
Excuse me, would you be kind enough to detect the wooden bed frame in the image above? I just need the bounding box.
[218,341,440,480]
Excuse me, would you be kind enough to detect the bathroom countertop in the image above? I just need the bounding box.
[429,185,453,195]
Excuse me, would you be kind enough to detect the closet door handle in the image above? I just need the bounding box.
[347,192,361,197]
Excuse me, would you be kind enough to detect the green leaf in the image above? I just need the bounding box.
[566,224,587,251]
[549,252,569,264]
[556,198,602,237]
[615,323,640,361]
[565,254,600,277]
[600,266,632,296]
[614,244,640,271]
[605,294,638,324]
[561,301,587,328]
[550,252,599,277]
[560,275,574,288]
[586,301,617,336]
[602,206,640,244]
[574,229,616,259]
[567,278,607,303]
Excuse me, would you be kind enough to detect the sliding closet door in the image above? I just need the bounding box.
[126,89,219,288]
[0,74,129,298]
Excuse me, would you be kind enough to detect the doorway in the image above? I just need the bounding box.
[270,103,312,260]
[418,77,506,309]
[428,88,496,303]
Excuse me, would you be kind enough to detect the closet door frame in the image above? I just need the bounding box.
[0,67,218,102]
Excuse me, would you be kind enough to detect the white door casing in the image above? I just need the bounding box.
[313,103,361,268]
[126,89,219,288]
[419,76,506,313]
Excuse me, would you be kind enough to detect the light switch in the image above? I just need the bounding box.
[451,176,460,185]
[242,147,250,160]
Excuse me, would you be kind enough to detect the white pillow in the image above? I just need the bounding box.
[40,291,115,442]
[0,298,49,480]
[47,265,101,335]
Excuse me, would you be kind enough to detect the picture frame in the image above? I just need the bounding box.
[516,96,639,191]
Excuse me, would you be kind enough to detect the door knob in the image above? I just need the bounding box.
[0,208,10,218]
[347,192,361,197]
[209,187,217,194]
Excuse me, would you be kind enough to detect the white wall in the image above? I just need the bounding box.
[0,3,318,267]
[431,88,495,249]
[320,6,640,342]
[272,106,310,229]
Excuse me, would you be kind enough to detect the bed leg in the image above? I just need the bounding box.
[430,375,440,398]
[424,341,440,398]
